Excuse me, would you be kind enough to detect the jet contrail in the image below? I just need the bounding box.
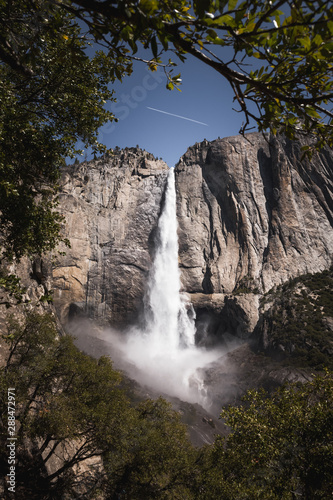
[147,106,208,126]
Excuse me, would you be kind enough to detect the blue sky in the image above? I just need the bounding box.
[95,50,254,167]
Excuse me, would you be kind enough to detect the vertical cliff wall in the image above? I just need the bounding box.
[176,133,333,296]
[52,148,168,326]
[175,133,333,341]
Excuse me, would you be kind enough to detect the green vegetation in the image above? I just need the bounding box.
[1,312,332,499]
[0,0,130,263]
[233,275,260,294]
[0,312,196,499]
[0,269,26,306]
[198,372,333,499]
[1,2,333,497]
[41,0,333,148]
[259,267,333,370]
[104,398,197,499]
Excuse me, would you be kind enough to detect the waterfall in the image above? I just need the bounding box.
[144,168,195,355]
[122,168,221,408]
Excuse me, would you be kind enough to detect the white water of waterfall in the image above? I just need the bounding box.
[144,168,195,355]
[119,168,222,408]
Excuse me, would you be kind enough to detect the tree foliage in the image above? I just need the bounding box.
[0,312,195,499]
[104,397,196,499]
[0,312,130,497]
[61,0,333,147]
[1,312,332,498]
[258,266,333,370]
[197,372,333,499]
[0,1,130,260]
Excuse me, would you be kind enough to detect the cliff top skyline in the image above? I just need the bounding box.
[79,47,247,168]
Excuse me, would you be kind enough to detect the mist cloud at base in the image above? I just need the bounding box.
[71,320,231,413]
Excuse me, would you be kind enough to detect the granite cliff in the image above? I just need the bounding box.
[175,133,333,342]
[51,134,333,341]
[52,147,168,326]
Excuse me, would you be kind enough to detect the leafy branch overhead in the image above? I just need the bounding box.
[63,0,333,147]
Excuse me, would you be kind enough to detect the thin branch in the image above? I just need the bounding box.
[42,439,61,465]
[0,36,33,76]
[166,26,333,105]
[252,0,288,34]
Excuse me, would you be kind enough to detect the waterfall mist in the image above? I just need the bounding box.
[116,168,223,408]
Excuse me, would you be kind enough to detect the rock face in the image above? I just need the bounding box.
[52,148,168,326]
[52,134,333,338]
[175,133,333,338]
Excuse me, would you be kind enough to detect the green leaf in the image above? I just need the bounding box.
[194,0,207,18]
[151,36,158,58]
[328,20,333,35]
[228,0,238,11]
[306,106,321,119]
[206,28,218,39]
[140,0,159,14]
[158,33,169,51]
[258,66,264,78]
[218,14,235,26]
[300,36,311,51]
